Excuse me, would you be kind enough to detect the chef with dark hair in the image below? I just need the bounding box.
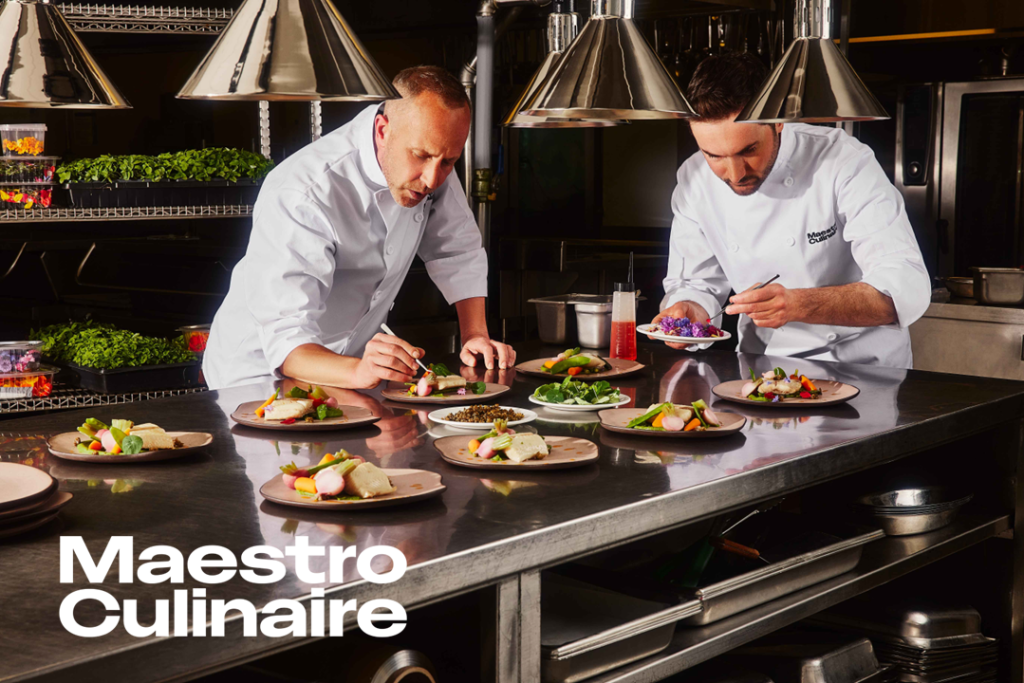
[654,53,930,368]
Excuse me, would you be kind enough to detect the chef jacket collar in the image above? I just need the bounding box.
[357,103,389,190]
[764,123,797,186]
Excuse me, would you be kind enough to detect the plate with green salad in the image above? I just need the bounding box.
[599,401,745,438]
[528,378,631,412]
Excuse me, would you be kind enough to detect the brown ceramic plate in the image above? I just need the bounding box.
[599,408,747,438]
[0,490,72,523]
[260,468,445,510]
[47,432,213,462]
[433,434,599,470]
[381,381,511,405]
[0,462,56,512]
[711,379,860,407]
[231,402,380,431]
[515,357,645,380]
[0,511,59,540]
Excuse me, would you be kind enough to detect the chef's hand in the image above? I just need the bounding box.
[460,363,517,387]
[725,283,796,329]
[651,302,710,350]
[354,333,425,388]
[460,335,516,371]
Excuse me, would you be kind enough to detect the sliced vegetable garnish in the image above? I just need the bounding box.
[627,402,674,429]
[316,404,344,420]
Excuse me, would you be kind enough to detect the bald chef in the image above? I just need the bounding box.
[204,66,514,389]
[654,53,931,368]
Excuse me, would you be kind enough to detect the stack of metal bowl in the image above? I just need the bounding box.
[811,600,998,683]
[855,487,972,536]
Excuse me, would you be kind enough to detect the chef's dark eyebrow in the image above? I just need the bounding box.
[702,142,759,158]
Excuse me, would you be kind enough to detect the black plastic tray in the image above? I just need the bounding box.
[52,361,203,394]
[60,180,261,208]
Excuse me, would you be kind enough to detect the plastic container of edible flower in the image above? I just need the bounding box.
[0,124,46,156]
[0,187,51,209]
[0,365,56,398]
[0,341,43,372]
[177,325,211,354]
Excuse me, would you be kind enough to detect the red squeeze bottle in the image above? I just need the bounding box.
[610,282,637,361]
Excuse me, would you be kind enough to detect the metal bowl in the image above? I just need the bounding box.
[856,487,972,536]
[865,507,964,536]
[857,486,967,509]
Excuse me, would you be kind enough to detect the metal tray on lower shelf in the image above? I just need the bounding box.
[554,520,884,629]
[542,572,702,683]
[52,360,202,394]
[683,528,884,626]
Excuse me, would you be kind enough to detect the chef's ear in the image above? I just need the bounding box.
[374,113,390,144]
[774,123,784,136]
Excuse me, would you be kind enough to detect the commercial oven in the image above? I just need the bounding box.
[896,78,1024,278]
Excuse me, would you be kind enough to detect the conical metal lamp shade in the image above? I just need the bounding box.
[177,0,398,101]
[505,51,620,128]
[0,0,130,108]
[523,0,694,120]
[504,11,620,128]
[735,38,888,123]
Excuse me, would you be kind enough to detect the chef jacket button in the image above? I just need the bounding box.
[414,212,424,223]
[784,177,794,187]
[787,237,796,247]
[386,245,395,255]
[730,243,739,253]
[827,333,838,341]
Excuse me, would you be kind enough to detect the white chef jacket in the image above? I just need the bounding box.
[662,123,931,369]
[204,104,488,389]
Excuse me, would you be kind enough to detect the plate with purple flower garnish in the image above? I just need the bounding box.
[639,317,732,344]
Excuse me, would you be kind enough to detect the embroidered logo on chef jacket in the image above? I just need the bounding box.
[807,223,838,245]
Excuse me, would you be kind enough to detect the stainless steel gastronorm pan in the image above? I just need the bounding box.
[680,529,884,626]
[541,573,701,683]
[971,267,1024,306]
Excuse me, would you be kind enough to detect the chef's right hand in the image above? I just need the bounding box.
[651,302,710,350]
[354,333,425,388]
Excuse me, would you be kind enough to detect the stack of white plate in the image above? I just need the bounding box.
[0,462,71,539]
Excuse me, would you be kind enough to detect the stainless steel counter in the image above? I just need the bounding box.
[2,347,1024,683]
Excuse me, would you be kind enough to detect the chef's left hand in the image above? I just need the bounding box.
[460,335,516,371]
[725,283,801,329]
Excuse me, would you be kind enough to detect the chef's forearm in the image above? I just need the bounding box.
[280,343,364,388]
[796,283,898,327]
[455,297,490,343]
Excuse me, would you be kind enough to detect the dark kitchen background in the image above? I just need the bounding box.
[0,0,1022,352]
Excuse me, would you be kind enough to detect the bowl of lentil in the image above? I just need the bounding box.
[428,405,537,430]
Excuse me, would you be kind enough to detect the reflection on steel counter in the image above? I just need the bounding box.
[499,238,668,342]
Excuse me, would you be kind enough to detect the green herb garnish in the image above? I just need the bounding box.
[121,435,144,455]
